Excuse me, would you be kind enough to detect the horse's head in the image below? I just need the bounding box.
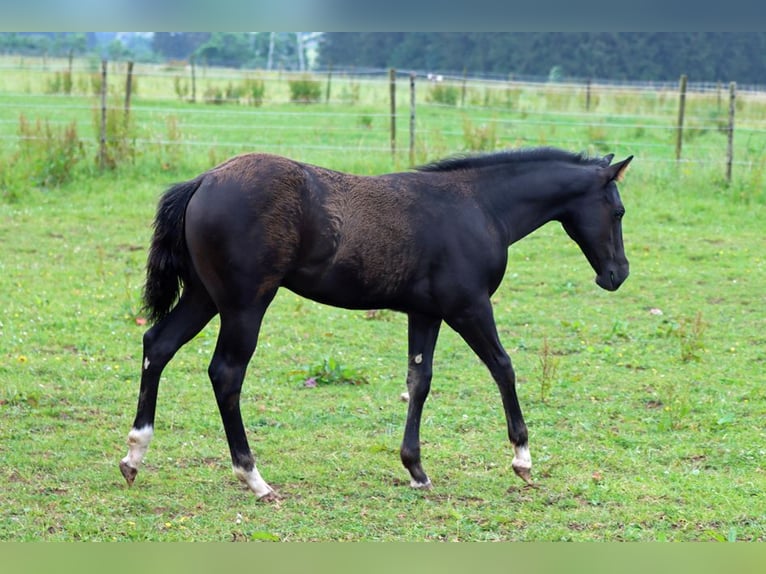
[560,154,633,292]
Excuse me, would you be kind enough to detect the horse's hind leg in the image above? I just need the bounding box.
[446,298,532,486]
[207,294,277,500]
[120,286,217,486]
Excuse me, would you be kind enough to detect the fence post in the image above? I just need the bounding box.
[389,68,396,159]
[726,81,736,184]
[461,67,467,107]
[325,62,333,103]
[99,59,108,170]
[675,74,687,163]
[190,56,196,103]
[586,78,592,111]
[409,73,416,166]
[124,61,134,123]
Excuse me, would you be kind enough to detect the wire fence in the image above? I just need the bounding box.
[1,59,765,178]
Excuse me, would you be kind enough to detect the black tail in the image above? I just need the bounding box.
[142,177,204,324]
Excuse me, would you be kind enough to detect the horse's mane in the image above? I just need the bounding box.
[415,147,604,173]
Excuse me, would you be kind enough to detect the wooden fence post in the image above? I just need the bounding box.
[409,73,416,166]
[190,56,196,103]
[726,81,736,184]
[676,74,687,163]
[99,59,108,170]
[325,63,333,103]
[586,78,592,111]
[124,61,134,123]
[461,68,467,107]
[389,68,396,158]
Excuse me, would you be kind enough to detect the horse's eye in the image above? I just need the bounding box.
[614,209,625,220]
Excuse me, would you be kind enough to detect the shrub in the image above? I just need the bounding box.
[45,71,73,95]
[289,76,322,104]
[244,77,266,106]
[427,83,459,106]
[17,114,84,187]
[91,103,136,170]
[203,85,225,105]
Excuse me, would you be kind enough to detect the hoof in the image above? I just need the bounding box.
[257,490,280,502]
[410,478,432,490]
[119,460,138,486]
[512,464,533,486]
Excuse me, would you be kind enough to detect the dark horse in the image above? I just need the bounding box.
[120,147,632,500]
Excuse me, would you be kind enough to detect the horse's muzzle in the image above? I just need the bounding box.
[596,264,629,291]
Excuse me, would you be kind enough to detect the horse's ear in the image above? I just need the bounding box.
[603,155,633,183]
[602,153,615,165]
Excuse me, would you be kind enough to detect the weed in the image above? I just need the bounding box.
[157,115,183,171]
[538,336,559,403]
[677,312,707,363]
[173,76,189,101]
[462,117,498,151]
[657,379,693,431]
[358,115,373,130]
[301,356,369,387]
[339,80,360,104]
[16,114,84,188]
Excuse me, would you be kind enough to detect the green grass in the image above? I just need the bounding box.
[1,59,765,541]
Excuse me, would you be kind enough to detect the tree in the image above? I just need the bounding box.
[152,33,211,60]
[317,32,766,83]
[194,33,256,68]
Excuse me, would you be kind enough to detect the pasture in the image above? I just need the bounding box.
[0,58,764,541]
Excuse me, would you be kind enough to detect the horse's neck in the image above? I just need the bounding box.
[480,175,570,246]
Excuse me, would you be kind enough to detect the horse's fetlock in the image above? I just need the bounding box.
[400,445,420,468]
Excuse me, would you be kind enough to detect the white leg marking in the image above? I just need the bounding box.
[120,425,154,470]
[410,478,432,489]
[400,391,410,402]
[233,465,275,499]
[143,357,150,370]
[414,353,423,364]
[512,444,532,471]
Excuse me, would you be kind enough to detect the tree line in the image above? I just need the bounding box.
[2,32,765,84]
[319,33,766,84]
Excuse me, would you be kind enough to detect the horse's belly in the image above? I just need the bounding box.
[282,262,419,311]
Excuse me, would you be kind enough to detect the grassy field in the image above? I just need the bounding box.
[1,60,765,541]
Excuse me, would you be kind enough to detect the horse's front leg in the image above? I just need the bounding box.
[400,313,442,489]
[446,299,533,485]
